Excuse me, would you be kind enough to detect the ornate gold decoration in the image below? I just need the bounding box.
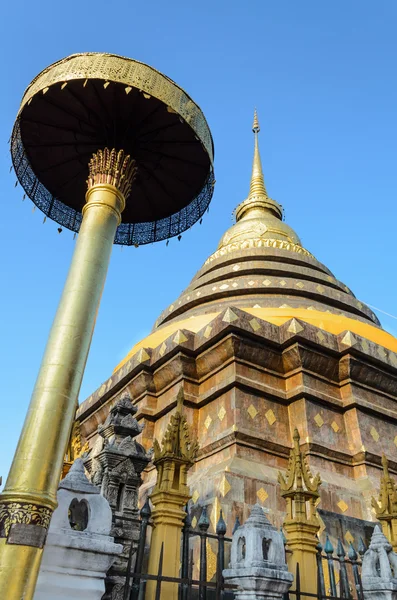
[63,419,89,478]
[345,530,354,544]
[207,539,218,581]
[18,53,214,164]
[314,414,324,428]
[249,318,261,331]
[222,308,238,323]
[204,325,212,339]
[204,415,212,430]
[265,409,276,426]
[219,476,231,497]
[370,427,380,442]
[87,148,137,200]
[287,319,304,334]
[235,109,282,221]
[135,348,150,363]
[256,487,268,503]
[218,406,226,421]
[278,428,321,526]
[205,238,313,264]
[331,421,340,433]
[371,455,397,551]
[210,496,221,532]
[148,389,199,598]
[173,331,188,344]
[340,331,357,347]
[0,502,52,537]
[152,388,199,477]
[247,404,258,419]
[337,500,349,513]
[192,490,200,504]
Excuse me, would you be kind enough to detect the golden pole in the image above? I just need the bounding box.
[0,149,136,600]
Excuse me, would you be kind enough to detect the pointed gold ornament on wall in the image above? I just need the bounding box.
[371,454,397,552]
[148,388,199,600]
[278,428,322,595]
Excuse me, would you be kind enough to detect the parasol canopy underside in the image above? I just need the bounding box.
[11,54,214,245]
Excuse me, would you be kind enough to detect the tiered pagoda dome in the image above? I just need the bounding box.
[115,110,396,371]
[78,111,397,549]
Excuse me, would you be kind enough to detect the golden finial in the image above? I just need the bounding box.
[249,109,267,198]
[234,110,283,222]
[372,454,397,518]
[252,108,260,133]
[371,454,397,551]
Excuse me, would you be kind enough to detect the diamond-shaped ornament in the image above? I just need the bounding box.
[337,500,348,513]
[370,427,379,442]
[265,409,276,426]
[249,318,261,332]
[219,476,231,497]
[314,414,324,427]
[218,406,226,421]
[247,404,258,419]
[191,490,200,504]
[204,326,212,339]
[204,415,212,430]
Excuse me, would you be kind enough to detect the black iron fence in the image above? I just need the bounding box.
[284,536,365,600]
[122,501,367,600]
[123,501,236,600]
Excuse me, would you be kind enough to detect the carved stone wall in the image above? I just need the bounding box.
[84,395,151,600]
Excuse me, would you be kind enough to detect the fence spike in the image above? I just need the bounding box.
[140,497,151,519]
[198,505,210,530]
[184,504,192,529]
[358,537,367,556]
[232,516,241,534]
[348,542,358,561]
[337,538,346,557]
[216,509,227,535]
[324,535,334,554]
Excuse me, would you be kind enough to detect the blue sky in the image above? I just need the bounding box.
[1,1,396,483]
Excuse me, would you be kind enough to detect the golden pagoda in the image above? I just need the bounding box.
[76,110,397,545]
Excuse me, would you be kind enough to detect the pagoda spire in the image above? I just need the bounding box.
[249,109,268,199]
[235,109,283,221]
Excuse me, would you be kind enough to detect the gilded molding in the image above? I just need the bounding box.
[18,53,213,164]
[205,238,313,264]
[0,502,52,537]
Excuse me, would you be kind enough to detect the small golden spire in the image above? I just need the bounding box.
[235,109,283,222]
[249,109,268,199]
[252,108,260,133]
